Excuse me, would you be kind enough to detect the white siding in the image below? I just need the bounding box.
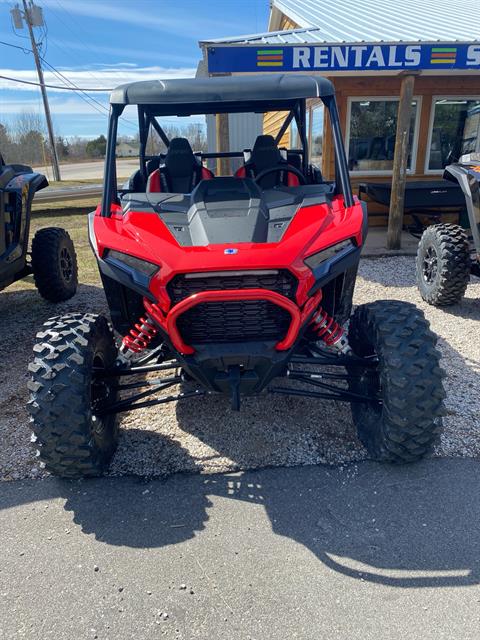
[206,112,263,172]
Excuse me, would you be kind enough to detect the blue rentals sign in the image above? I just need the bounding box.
[207,44,480,73]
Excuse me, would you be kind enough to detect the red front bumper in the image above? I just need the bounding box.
[144,288,322,355]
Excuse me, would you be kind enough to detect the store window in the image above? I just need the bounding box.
[427,97,480,171]
[347,98,419,173]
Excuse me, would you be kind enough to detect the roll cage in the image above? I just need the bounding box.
[102,75,353,217]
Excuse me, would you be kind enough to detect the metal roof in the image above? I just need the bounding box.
[202,0,480,45]
[110,74,335,108]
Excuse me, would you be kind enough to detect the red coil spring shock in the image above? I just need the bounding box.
[310,307,350,353]
[121,315,158,354]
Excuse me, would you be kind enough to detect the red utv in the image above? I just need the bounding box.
[28,75,445,477]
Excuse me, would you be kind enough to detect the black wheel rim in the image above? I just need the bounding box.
[349,343,383,410]
[422,246,438,284]
[90,353,115,445]
[60,247,73,282]
[357,361,383,411]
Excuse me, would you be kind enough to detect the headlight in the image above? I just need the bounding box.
[104,249,159,277]
[304,239,354,270]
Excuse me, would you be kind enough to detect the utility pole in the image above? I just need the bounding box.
[12,1,61,180]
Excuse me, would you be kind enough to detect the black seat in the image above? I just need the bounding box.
[146,156,163,175]
[235,135,300,188]
[286,151,302,172]
[147,138,213,193]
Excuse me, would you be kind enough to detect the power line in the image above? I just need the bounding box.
[0,39,138,129]
[0,73,112,91]
[0,38,32,53]
[41,61,112,112]
[0,71,198,127]
[0,43,200,129]
[0,38,111,94]
[39,62,138,130]
[0,42,111,108]
[0,72,138,131]
[49,0,113,86]
[0,39,134,130]
[39,59,139,130]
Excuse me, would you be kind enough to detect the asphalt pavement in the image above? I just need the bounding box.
[1,459,479,639]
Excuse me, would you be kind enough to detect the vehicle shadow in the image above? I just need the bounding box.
[1,273,479,588]
[0,281,107,327]
[1,457,478,588]
[431,293,480,321]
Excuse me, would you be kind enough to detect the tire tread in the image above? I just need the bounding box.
[28,313,118,478]
[31,227,78,302]
[416,223,470,306]
[348,300,446,463]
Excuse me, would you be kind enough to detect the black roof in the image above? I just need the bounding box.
[110,74,335,114]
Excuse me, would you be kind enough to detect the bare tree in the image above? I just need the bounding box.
[0,123,17,163]
[145,123,206,156]
[0,113,207,166]
[14,111,45,139]
[8,111,48,165]
[68,137,89,159]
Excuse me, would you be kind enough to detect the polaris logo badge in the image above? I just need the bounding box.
[224,248,238,255]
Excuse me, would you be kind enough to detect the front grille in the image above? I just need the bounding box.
[168,270,297,345]
[168,270,297,304]
[177,300,291,344]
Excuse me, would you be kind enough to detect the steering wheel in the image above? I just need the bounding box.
[254,164,306,186]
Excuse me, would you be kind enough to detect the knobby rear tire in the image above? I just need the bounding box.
[31,227,78,302]
[416,223,470,306]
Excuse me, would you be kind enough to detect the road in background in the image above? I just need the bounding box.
[1,460,479,639]
[33,158,138,180]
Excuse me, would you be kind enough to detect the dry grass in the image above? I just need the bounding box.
[46,178,101,187]
[15,211,99,290]
[32,198,100,213]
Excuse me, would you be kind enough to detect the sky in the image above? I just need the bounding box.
[0,0,269,138]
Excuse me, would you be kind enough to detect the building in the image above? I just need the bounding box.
[115,141,138,157]
[199,0,480,229]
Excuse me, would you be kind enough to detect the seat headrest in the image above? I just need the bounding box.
[287,151,302,170]
[251,135,279,153]
[250,135,283,173]
[146,156,162,175]
[165,137,197,177]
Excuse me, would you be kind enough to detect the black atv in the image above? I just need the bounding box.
[416,157,480,306]
[0,153,78,302]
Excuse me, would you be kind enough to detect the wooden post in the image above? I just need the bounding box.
[387,73,417,250]
[215,113,230,176]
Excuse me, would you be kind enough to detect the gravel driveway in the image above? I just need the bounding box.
[1,256,479,481]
